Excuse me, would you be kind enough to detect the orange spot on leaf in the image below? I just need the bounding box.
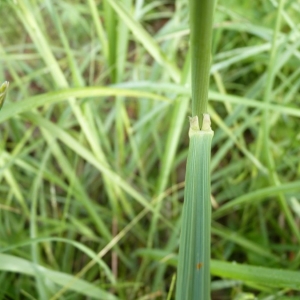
[196,262,203,270]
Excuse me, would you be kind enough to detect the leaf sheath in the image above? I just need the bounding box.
[176,116,213,300]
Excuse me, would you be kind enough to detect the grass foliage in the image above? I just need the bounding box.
[1,0,300,299]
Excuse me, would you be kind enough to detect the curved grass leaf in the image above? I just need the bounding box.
[0,236,115,284]
[213,180,300,219]
[0,87,169,124]
[0,253,118,300]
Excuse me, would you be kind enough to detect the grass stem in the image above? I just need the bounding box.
[190,0,215,126]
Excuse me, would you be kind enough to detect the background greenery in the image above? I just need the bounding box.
[1,0,300,299]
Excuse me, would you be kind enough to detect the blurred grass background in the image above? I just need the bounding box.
[1,0,300,299]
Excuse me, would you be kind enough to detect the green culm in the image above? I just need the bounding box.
[175,0,215,299]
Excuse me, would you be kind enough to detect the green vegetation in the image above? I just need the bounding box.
[0,81,9,110]
[1,0,300,299]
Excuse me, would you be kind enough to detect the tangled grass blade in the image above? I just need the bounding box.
[176,116,213,300]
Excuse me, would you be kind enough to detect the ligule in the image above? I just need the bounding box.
[176,115,213,300]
